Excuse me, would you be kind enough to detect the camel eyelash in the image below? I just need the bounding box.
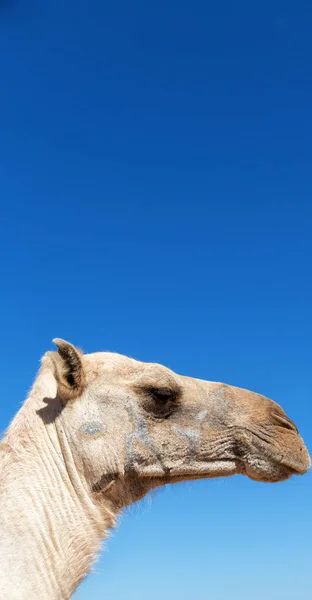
[145,387,179,403]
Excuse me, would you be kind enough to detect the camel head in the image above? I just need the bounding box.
[46,339,310,507]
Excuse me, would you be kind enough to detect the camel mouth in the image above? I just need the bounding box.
[147,449,311,487]
[244,463,298,483]
[243,450,311,483]
[279,454,311,475]
[233,423,311,483]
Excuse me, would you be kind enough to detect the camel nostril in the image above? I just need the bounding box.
[271,411,299,433]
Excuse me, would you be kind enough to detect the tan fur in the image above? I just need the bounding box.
[0,340,310,599]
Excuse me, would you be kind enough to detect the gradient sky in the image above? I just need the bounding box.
[1,1,311,599]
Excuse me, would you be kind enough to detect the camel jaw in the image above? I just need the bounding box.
[150,456,310,487]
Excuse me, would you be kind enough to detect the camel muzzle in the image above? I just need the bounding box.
[216,383,311,482]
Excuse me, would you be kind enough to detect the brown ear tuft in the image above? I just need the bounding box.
[51,338,85,401]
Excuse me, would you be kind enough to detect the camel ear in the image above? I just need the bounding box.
[51,338,85,401]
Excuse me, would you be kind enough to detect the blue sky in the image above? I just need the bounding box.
[1,1,311,598]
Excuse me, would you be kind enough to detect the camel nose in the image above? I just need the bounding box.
[271,409,311,474]
[271,410,299,433]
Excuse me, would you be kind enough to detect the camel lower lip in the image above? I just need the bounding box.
[271,450,311,475]
[280,458,311,475]
[244,458,309,483]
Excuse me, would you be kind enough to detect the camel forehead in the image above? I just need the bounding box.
[83,352,175,384]
[83,352,141,376]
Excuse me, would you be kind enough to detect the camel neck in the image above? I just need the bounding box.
[0,409,111,599]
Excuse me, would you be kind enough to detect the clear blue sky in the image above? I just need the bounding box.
[1,1,311,598]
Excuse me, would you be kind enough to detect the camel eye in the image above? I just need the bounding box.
[147,387,176,402]
[141,385,180,419]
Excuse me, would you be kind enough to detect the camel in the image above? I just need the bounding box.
[0,339,310,599]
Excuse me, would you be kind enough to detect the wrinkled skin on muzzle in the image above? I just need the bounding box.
[120,378,311,493]
[202,382,310,483]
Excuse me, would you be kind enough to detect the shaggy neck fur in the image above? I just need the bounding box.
[0,367,115,600]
